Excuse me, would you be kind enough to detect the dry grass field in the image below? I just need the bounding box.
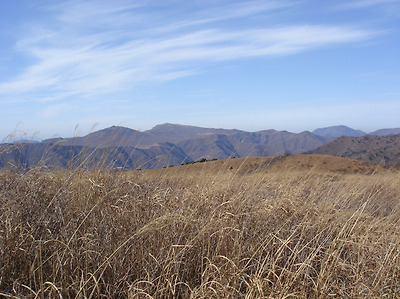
[1,154,400,298]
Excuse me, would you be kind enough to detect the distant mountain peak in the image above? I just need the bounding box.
[151,123,193,130]
[313,125,366,138]
[369,128,400,136]
[100,125,138,132]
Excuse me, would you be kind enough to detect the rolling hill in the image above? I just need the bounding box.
[152,154,398,177]
[307,134,400,166]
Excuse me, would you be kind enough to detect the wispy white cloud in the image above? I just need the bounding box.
[167,0,296,28]
[0,0,383,103]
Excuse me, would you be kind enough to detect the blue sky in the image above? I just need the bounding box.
[1,0,399,140]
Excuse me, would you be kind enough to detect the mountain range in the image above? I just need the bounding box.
[1,124,399,169]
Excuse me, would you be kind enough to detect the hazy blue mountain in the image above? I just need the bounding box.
[369,128,400,136]
[313,125,366,138]
[41,126,141,148]
[224,130,329,157]
[39,124,243,149]
[5,136,42,144]
[0,141,188,170]
[176,134,238,161]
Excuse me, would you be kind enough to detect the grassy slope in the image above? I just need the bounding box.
[0,155,399,298]
[308,134,400,166]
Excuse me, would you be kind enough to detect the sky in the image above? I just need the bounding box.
[1,0,399,140]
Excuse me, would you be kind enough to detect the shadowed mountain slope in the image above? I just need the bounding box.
[0,141,188,170]
[42,126,141,148]
[307,134,400,166]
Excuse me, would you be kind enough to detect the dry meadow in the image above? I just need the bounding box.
[1,155,399,298]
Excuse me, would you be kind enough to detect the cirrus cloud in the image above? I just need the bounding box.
[0,0,382,103]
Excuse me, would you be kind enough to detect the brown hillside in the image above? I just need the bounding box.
[307,134,400,166]
[144,154,398,177]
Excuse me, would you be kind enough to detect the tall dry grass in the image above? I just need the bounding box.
[0,160,399,298]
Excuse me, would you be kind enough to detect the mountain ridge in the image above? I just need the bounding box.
[21,123,400,143]
[1,123,331,169]
[2,123,400,169]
